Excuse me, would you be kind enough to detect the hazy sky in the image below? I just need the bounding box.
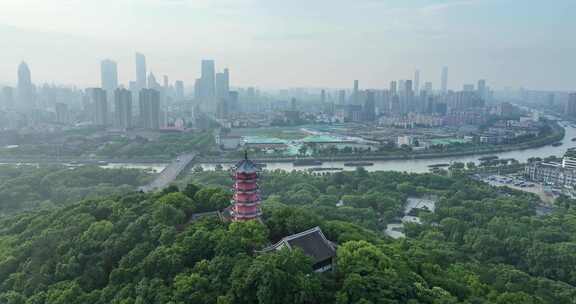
[0,0,574,91]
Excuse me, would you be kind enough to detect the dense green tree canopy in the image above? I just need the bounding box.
[0,170,575,303]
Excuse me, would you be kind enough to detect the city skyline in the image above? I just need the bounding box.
[0,0,575,90]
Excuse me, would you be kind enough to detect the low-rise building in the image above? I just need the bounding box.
[525,162,576,188]
[260,226,337,273]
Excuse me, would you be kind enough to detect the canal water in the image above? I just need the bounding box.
[201,122,576,174]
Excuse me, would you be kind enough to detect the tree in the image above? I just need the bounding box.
[183,183,201,199]
[230,248,320,304]
[154,203,185,226]
[229,220,269,251]
[157,192,195,215]
[466,162,476,170]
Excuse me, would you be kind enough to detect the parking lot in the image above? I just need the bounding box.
[475,174,556,204]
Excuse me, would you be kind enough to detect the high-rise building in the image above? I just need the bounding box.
[217,98,230,119]
[463,84,475,92]
[441,66,448,93]
[424,82,433,94]
[216,69,230,99]
[390,81,397,95]
[229,91,239,113]
[139,89,160,129]
[338,90,346,105]
[414,70,420,93]
[194,78,202,99]
[547,93,555,106]
[223,68,231,97]
[562,148,576,169]
[567,93,576,117]
[477,79,486,99]
[364,90,376,121]
[100,59,118,95]
[163,75,169,89]
[403,80,414,113]
[175,80,184,100]
[17,62,35,110]
[114,88,132,130]
[91,88,108,126]
[405,80,413,93]
[148,72,161,90]
[55,103,69,124]
[135,52,147,90]
[1,87,14,109]
[352,80,359,104]
[200,60,216,98]
[320,89,326,104]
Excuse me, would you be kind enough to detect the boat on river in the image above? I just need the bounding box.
[343,161,375,167]
[428,163,450,168]
[478,156,499,161]
[307,167,343,172]
[293,159,323,166]
[552,142,563,147]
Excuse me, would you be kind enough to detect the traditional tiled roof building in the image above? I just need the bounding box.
[261,226,337,272]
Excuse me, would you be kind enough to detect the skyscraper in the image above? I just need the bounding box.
[424,82,433,93]
[194,78,202,99]
[91,88,108,126]
[567,93,576,118]
[390,81,397,95]
[216,69,230,99]
[352,80,359,104]
[229,91,239,113]
[363,90,376,122]
[403,80,414,113]
[148,72,161,90]
[398,80,405,94]
[175,80,184,101]
[1,87,14,109]
[441,66,448,93]
[405,80,413,93]
[163,75,169,89]
[114,88,132,130]
[223,68,230,95]
[135,52,147,90]
[200,60,216,98]
[17,62,34,110]
[477,79,487,100]
[414,70,420,93]
[100,59,118,95]
[139,89,160,129]
[55,103,70,124]
[338,90,346,105]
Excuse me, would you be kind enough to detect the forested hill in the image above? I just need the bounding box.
[1,170,576,303]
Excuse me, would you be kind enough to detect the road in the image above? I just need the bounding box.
[139,153,196,192]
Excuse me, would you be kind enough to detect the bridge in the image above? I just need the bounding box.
[139,153,196,192]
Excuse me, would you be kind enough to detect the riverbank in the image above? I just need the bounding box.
[201,121,565,164]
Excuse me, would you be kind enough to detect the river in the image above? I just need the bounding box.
[200,122,576,174]
[6,123,571,175]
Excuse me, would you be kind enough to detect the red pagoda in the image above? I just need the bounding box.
[231,152,262,221]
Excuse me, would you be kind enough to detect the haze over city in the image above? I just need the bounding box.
[2,1,576,303]
[1,0,575,90]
